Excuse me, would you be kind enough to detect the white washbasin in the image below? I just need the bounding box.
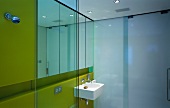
[74,82,104,100]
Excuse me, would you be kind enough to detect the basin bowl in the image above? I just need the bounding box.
[74,83,104,100]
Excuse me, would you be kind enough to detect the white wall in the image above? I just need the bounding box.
[128,12,170,108]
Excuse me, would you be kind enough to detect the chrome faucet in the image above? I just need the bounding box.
[86,74,91,83]
[81,78,85,83]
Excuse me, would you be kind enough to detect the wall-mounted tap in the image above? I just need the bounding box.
[81,78,85,83]
[80,98,89,106]
[86,74,91,83]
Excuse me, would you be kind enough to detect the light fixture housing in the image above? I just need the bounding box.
[87,11,92,14]
[42,16,46,18]
[70,14,74,17]
[114,0,120,3]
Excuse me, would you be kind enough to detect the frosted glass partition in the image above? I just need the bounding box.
[94,18,124,108]
[94,12,170,108]
[128,12,170,108]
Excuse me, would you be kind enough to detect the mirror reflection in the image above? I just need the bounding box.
[37,0,94,78]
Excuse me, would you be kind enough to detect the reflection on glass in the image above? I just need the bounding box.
[86,19,94,68]
[59,5,77,74]
[37,0,94,78]
[47,27,59,76]
[58,0,77,10]
[38,0,60,78]
[38,26,47,78]
[79,15,86,69]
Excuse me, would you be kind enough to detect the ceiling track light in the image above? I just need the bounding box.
[114,0,120,4]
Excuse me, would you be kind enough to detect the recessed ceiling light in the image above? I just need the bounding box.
[109,24,112,27]
[114,0,120,3]
[42,16,46,18]
[70,14,74,17]
[87,11,92,14]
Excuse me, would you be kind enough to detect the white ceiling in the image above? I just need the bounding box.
[79,0,170,20]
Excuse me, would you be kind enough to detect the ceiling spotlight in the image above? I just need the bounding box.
[70,14,74,17]
[114,0,120,3]
[109,24,112,27]
[87,11,92,14]
[42,16,46,18]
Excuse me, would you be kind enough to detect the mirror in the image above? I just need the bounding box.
[86,19,94,68]
[79,15,86,69]
[37,0,94,78]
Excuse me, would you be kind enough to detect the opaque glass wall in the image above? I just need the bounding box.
[94,18,125,108]
[128,12,170,108]
[94,12,170,108]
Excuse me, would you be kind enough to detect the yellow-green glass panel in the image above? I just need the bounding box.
[37,73,94,108]
[0,0,36,87]
[0,92,35,108]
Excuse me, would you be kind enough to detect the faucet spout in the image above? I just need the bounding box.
[87,74,92,83]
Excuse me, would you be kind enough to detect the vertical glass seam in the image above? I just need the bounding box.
[76,0,80,107]
[85,18,87,68]
[35,0,38,107]
[123,17,129,108]
[46,28,48,77]
[59,4,61,74]
[67,26,71,71]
